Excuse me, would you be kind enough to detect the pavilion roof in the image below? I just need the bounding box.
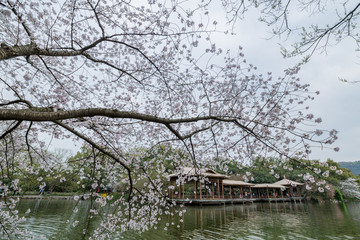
[251,183,285,188]
[223,180,254,186]
[167,167,229,179]
[274,179,304,186]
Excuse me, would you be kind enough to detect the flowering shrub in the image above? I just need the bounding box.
[339,178,360,200]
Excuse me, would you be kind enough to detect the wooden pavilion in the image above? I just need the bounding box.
[167,168,304,204]
[167,167,228,200]
[222,180,254,199]
[273,178,304,197]
[251,183,285,199]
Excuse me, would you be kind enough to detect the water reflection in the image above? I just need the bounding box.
[15,199,360,240]
[168,203,309,240]
[140,202,360,240]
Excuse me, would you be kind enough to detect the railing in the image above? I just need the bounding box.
[170,194,219,200]
[169,193,301,200]
[169,194,254,200]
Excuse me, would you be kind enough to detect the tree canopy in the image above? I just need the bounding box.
[0,0,344,238]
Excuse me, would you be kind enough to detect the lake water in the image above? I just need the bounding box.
[14,199,360,239]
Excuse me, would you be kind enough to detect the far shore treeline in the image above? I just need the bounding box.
[339,161,360,176]
[5,145,360,202]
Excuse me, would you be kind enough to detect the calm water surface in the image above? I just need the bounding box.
[15,199,360,239]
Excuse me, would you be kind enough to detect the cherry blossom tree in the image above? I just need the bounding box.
[339,178,360,200]
[221,0,360,59]
[0,0,338,238]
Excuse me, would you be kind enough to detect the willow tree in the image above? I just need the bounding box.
[0,0,337,238]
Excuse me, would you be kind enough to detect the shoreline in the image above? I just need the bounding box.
[1,194,75,200]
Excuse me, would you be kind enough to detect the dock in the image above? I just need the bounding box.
[172,197,304,205]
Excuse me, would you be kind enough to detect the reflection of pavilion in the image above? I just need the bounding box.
[167,167,304,205]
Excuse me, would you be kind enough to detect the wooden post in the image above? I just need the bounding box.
[250,187,252,199]
[199,181,202,199]
[194,181,197,199]
[221,180,224,199]
[182,183,185,199]
[296,186,300,197]
[217,179,220,199]
[240,186,243,198]
[273,188,276,198]
[266,187,269,198]
[212,182,215,199]
[178,184,181,199]
[229,186,232,199]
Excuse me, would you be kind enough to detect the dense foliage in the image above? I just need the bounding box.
[13,146,360,203]
[217,158,360,200]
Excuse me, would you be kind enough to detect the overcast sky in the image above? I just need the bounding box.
[49,2,360,163]
[224,7,360,163]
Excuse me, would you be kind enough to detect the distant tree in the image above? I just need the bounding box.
[219,157,357,199]
[0,0,339,238]
[339,161,360,176]
[339,178,360,200]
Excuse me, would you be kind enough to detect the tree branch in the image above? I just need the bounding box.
[0,121,22,140]
[53,120,134,202]
[0,108,234,124]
